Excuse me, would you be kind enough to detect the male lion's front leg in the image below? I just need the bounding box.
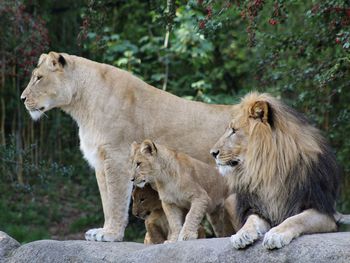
[230,214,270,249]
[85,153,132,242]
[263,209,337,249]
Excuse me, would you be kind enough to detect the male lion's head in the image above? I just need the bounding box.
[130,140,159,188]
[21,52,74,120]
[132,184,162,219]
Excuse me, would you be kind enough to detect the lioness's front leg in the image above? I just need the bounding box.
[85,151,132,242]
[231,214,270,249]
[162,202,184,243]
[263,209,337,249]
[179,196,209,241]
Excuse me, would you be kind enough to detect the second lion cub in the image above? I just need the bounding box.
[130,139,233,242]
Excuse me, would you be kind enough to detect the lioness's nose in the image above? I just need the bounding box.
[210,150,219,159]
[20,96,26,102]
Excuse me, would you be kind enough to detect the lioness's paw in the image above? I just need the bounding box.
[263,228,294,249]
[178,229,198,241]
[85,228,123,242]
[230,230,259,249]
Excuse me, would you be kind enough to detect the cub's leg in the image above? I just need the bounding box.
[179,195,209,241]
[263,209,337,249]
[207,206,226,237]
[85,150,132,242]
[231,214,270,249]
[162,202,184,242]
[224,194,241,233]
[145,215,167,244]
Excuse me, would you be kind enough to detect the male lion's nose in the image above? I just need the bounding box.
[210,150,219,159]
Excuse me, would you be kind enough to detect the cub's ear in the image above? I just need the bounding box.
[140,139,157,156]
[130,141,139,156]
[249,101,270,124]
[47,52,66,71]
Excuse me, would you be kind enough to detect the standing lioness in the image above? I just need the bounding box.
[21,52,233,241]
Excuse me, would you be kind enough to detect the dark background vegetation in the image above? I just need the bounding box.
[1,0,349,243]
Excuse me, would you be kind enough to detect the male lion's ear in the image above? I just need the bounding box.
[249,101,270,124]
[140,139,157,156]
[47,52,66,71]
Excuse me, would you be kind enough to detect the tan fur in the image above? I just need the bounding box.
[211,92,339,249]
[130,140,234,242]
[21,52,233,241]
[132,185,206,244]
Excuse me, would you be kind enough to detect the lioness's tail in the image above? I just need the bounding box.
[334,212,350,224]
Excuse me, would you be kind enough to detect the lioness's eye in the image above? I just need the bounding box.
[136,162,141,167]
[37,75,43,80]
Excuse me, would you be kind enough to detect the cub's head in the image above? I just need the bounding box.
[132,184,162,219]
[130,139,159,188]
[21,52,74,121]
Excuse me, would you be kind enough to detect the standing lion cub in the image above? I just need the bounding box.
[130,140,233,242]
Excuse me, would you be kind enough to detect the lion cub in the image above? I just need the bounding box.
[130,139,232,242]
[132,184,206,244]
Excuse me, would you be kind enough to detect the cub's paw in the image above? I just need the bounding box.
[263,228,294,249]
[85,228,123,242]
[230,229,259,249]
[178,229,198,241]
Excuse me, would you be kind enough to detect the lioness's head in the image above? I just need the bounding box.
[132,184,162,219]
[130,140,159,188]
[21,52,74,120]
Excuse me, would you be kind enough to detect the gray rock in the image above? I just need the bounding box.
[0,231,20,261]
[2,232,350,263]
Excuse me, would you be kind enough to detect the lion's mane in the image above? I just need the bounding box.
[231,92,339,226]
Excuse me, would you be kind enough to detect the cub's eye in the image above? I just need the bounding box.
[136,162,141,167]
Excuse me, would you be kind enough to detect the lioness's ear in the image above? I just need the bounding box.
[47,52,66,71]
[37,54,47,67]
[140,139,157,156]
[130,141,139,156]
[249,101,270,124]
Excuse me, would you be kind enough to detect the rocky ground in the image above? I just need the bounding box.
[1,231,350,263]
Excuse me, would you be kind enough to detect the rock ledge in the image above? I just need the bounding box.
[1,231,350,263]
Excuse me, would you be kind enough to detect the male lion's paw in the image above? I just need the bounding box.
[178,229,198,241]
[85,228,123,242]
[230,229,259,249]
[263,228,294,249]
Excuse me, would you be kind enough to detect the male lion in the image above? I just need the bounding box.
[210,92,347,249]
[130,140,235,242]
[21,52,233,241]
[131,184,206,244]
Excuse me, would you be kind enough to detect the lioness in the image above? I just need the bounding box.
[132,184,206,244]
[211,92,348,249]
[21,52,233,241]
[130,140,233,242]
